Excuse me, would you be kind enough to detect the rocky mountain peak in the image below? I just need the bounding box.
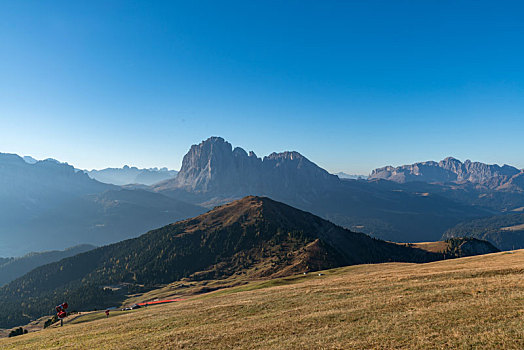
[156,137,339,197]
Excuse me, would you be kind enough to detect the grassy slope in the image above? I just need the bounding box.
[2,250,523,350]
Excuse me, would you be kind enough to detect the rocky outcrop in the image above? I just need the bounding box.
[370,157,521,190]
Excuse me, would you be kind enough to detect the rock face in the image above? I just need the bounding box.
[159,137,339,196]
[370,157,521,189]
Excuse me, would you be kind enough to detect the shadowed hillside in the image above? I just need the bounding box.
[0,245,96,287]
[443,212,524,250]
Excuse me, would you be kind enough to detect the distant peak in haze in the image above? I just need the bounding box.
[334,172,368,180]
[86,166,178,186]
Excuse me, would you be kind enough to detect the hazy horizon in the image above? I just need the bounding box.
[2,1,523,174]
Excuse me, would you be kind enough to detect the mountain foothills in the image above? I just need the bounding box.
[0,245,96,287]
[0,196,498,329]
[0,153,204,257]
[86,166,177,186]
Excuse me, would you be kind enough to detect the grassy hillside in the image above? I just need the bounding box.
[1,250,522,349]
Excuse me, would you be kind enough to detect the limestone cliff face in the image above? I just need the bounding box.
[164,137,339,196]
[172,137,262,194]
[370,156,521,190]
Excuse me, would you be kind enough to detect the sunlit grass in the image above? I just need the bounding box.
[2,250,523,349]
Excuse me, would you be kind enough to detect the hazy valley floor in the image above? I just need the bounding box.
[2,250,523,349]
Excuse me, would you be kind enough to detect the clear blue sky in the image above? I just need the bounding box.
[1,1,523,174]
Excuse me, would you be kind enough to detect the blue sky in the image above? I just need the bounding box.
[1,1,523,174]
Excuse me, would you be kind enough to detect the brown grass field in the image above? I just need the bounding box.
[402,241,449,253]
[1,250,523,349]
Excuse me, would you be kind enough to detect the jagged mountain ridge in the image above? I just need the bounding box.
[0,196,497,328]
[370,157,523,190]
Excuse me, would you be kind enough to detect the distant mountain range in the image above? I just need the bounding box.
[0,196,498,329]
[0,153,203,257]
[370,157,524,191]
[86,166,178,186]
[21,155,178,186]
[152,137,490,243]
[0,244,96,287]
[2,138,524,257]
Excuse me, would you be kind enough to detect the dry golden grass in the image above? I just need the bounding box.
[408,241,449,253]
[1,250,523,349]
